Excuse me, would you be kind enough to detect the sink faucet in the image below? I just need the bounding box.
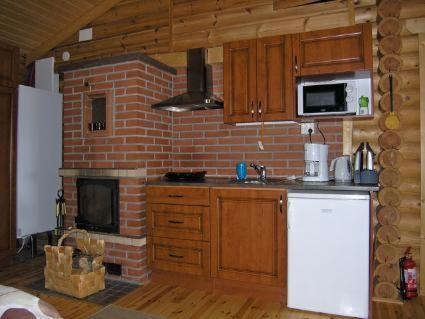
[250,163,267,181]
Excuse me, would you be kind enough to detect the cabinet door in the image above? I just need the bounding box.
[293,23,373,76]
[257,35,294,121]
[0,87,16,262]
[211,188,286,286]
[223,40,257,123]
[0,43,19,88]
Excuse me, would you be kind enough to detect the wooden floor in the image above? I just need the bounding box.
[0,256,424,319]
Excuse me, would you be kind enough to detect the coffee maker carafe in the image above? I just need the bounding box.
[303,143,329,182]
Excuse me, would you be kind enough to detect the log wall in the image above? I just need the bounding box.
[352,0,424,299]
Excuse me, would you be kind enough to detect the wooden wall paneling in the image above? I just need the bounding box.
[419,32,425,296]
[0,86,16,263]
[26,0,123,64]
[51,0,381,67]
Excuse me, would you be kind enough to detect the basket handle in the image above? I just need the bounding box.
[58,229,90,249]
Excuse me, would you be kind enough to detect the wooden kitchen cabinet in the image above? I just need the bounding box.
[211,188,287,286]
[292,23,373,76]
[146,186,211,276]
[223,35,294,123]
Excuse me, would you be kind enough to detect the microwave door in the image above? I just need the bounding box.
[302,84,351,115]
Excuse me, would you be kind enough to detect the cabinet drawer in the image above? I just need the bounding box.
[148,204,209,241]
[146,186,210,206]
[148,237,210,276]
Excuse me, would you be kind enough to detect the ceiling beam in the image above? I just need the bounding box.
[26,0,122,64]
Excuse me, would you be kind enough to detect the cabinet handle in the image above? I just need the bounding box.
[279,194,283,214]
[169,254,184,259]
[294,56,298,72]
[168,220,184,224]
[258,101,262,119]
[168,194,184,198]
[251,101,255,118]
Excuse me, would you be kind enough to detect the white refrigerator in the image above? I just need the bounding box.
[16,85,63,238]
[287,190,370,318]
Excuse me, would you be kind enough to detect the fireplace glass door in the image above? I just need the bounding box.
[76,178,119,233]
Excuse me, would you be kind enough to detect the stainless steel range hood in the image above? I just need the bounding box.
[151,48,223,112]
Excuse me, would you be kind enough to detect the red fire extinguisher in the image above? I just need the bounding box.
[399,247,417,300]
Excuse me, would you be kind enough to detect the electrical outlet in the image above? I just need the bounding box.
[301,122,315,135]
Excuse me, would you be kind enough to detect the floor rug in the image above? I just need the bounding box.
[89,305,167,319]
[25,278,139,305]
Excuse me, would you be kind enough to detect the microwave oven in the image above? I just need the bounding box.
[297,72,372,117]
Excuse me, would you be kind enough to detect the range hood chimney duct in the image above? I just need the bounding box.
[151,48,223,112]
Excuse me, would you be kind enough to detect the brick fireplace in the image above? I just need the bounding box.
[60,52,343,284]
[60,54,175,283]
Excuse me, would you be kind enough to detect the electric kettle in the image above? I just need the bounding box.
[330,155,352,182]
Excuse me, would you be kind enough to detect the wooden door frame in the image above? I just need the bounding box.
[419,32,425,296]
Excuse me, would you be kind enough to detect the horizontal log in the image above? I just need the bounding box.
[379,167,401,187]
[373,35,418,55]
[378,112,401,131]
[378,17,402,36]
[378,130,402,150]
[379,91,403,113]
[377,72,402,93]
[378,35,402,55]
[379,54,403,73]
[375,244,399,264]
[398,178,420,194]
[399,108,420,125]
[398,161,420,178]
[400,0,425,20]
[374,263,399,283]
[399,88,419,108]
[377,224,402,244]
[378,149,403,168]
[399,229,421,246]
[374,281,399,299]
[397,191,421,209]
[377,0,401,19]
[398,211,421,233]
[377,205,401,225]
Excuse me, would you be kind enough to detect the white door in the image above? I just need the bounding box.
[287,191,370,318]
[17,85,62,238]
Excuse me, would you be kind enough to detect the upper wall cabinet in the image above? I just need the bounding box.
[292,23,373,77]
[223,35,294,124]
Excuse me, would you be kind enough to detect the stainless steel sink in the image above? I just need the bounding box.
[229,178,293,185]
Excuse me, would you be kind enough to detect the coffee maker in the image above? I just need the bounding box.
[303,143,329,182]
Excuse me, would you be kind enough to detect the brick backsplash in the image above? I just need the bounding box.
[172,64,343,178]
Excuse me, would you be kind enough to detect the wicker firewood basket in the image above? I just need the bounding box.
[44,229,105,299]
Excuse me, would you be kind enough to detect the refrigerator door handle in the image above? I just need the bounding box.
[287,201,291,230]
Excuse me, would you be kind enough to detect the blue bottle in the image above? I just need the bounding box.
[236,162,247,180]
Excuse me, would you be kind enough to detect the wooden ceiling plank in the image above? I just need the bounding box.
[0,8,59,36]
[35,0,91,20]
[27,0,123,64]
[0,19,50,44]
[2,0,73,29]
[0,35,33,51]
[63,0,96,12]
[92,0,168,25]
